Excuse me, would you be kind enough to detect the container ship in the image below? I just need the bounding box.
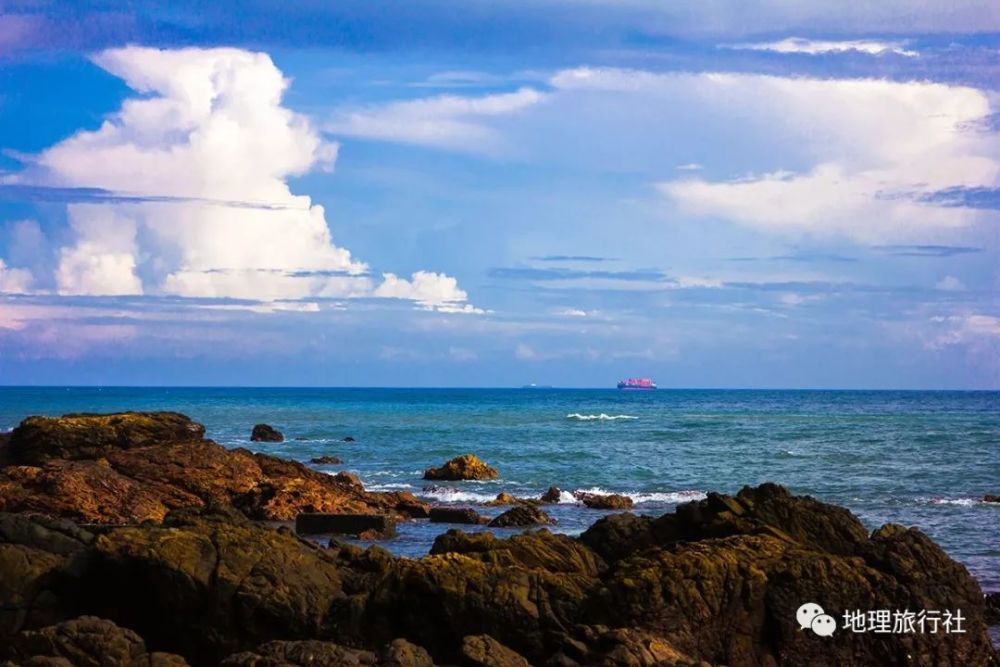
[617,377,657,390]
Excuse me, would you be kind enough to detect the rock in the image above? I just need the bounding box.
[430,529,604,576]
[250,424,283,443]
[221,638,434,667]
[1,616,189,666]
[548,626,695,667]
[0,412,429,525]
[460,635,530,667]
[540,486,562,503]
[343,436,357,442]
[487,505,553,528]
[296,513,396,538]
[423,454,498,481]
[984,494,999,503]
[8,412,205,465]
[310,455,344,465]
[483,493,537,507]
[429,507,484,525]
[378,638,436,667]
[578,492,634,510]
[985,591,1000,625]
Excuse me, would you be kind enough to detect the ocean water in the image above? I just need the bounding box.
[1,387,998,591]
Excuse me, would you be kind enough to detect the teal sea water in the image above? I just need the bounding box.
[1,387,998,591]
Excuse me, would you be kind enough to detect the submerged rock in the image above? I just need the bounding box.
[487,505,553,528]
[429,507,484,525]
[250,423,283,442]
[577,492,634,510]
[424,454,499,481]
[310,455,344,465]
[343,436,357,442]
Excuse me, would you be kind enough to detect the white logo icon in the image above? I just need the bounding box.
[797,602,836,637]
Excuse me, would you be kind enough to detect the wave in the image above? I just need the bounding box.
[922,496,985,507]
[566,413,638,421]
[365,482,415,491]
[571,487,706,505]
[420,487,499,504]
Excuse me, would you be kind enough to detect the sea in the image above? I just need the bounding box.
[1,387,997,593]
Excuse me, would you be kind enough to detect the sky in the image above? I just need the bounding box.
[0,1,998,388]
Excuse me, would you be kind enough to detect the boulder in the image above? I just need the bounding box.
[459,634,530,667]
[296,513,396,538]
[429,507,484,525]
[250,424,283,443]
[0,616,189,666]
[578,492,634,510]
[0,413,429,524]
[487,505,554,528]
[310,455,344,465]
[540,486,562,503]
[423,455,498,481]
[8,412,205,465]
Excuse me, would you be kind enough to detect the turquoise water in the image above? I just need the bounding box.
[1,387,997,590]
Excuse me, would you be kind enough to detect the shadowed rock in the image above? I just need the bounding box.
[296,513,396,538]
[984,494,999,503]
[250,423,283,442]
[540,486,562,503]
[220,638,433,666]
[460,634,530,667]
[424,454,498,481]
[310,455,344,465]
[429,507,484,525]
[487,505,553,528]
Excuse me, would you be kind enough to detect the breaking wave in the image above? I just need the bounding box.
[571,487,706,505]
[566,413,638,421]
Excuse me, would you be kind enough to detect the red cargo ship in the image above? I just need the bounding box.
[617,377,657,390]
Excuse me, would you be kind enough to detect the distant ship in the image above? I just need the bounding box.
[617,377,657,390]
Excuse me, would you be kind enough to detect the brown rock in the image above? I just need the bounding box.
[8,412,205,465]
[459,635,530,667]
[577,492,634,510]
[423,455,498,481]
[221,638,434,666]
[250,424,283,443]
[540,486,562,503]
[430,529,604,576]
[1,616,189,666]
[429,507,484,525]
[487,505,553,528]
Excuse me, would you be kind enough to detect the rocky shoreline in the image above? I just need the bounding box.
[0,411,997,666]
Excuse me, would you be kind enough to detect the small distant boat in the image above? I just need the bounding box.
[617,377,657,390]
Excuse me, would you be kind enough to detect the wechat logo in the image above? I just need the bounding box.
[797,602,836,637]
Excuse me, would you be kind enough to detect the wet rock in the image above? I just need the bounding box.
[483,493,537,507]
[985,591,1000,625]
[1,616,189,666]
[984,494,999,503]
[0,413,429,524]
[459,634,530,667]
[577,492,634,510]
[540,486,562,503]
[487,505,553,528]
[429,507,484,525]
[310,455,344,465]
[296,513,396,538]
[8,412,205,465]
[423,454,498,481]
[250,424,283,443]
[343,436,357,442]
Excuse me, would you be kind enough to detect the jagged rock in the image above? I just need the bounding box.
[296,513,396,538]
[423,455,498,481]
[250,424,283,443]
[540,486,562,503]
[0,413,428,524]
[487,505,553,528]
[459,635,530,667]
[577,492,634,510]
[0,616,189,666]
[309,455,344,465]
[8,412,205,465]
[429,507,484,525]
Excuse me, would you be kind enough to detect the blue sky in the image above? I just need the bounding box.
[0,1,998,388]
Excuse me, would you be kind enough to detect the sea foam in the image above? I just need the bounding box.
[566,413,638,421]
[571,487,706,505]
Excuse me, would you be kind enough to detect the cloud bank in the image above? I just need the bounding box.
[1,46,479,312]
[725,37,918,57]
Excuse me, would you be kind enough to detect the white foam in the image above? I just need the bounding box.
[566,413,638,421]
[420,488,498,503]
[924,497,981,507]
[366,483,415,491]
[572,487,706,505]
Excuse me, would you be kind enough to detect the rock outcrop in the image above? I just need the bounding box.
[577,492,634,510]
[250,423,283,442]
[487,505,553,527]
[0,412,428,525]
[423,454,498,481]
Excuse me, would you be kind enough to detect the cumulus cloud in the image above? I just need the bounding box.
[374,271,485,313]
[725,37,918,57]
[0,260,33,294]
[1,46,480,313]
[325,87,544,153]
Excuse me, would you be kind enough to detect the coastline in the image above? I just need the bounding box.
[0,410,997,666]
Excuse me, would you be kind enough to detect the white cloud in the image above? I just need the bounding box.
[373,271,485,313]
[325,87,544,153]
[927,313,1000,348]
[0,259,32,294]
[725,37,918,57]
[936,275,965,291]
[1,46,480,313]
